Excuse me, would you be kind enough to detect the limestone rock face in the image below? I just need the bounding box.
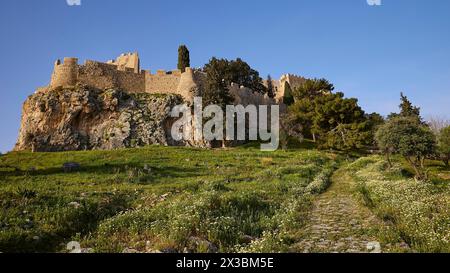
[14,85,185,152]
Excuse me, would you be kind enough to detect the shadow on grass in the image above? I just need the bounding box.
[0,163,203,181]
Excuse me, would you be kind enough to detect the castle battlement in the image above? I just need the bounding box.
[47,52,296,104]
[50,57,79,88]
[48,53,188,98]
[106,52,140,73]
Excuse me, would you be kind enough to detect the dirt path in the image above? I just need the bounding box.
[292,167,383,253]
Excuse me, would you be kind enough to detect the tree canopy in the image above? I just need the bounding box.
[375,116,436,180]
[388,92,422,123]
[292,78,334,100]
[438,126,450,166]
[285,78,379,151]
[283,82,295,106]
[202,58,233,107]
[202,57,266,107]
[204,58,266,93]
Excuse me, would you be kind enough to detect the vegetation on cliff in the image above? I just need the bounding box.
[15,86,184,152]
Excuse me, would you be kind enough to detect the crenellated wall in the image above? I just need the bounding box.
[48,56,197,100]
[47,53,301,105]
[50,58,79,89]
[275,74,306,103]
[76,60,145,92]
[145,70,181,95]
[282,74,306,90]
[107,52,140,73]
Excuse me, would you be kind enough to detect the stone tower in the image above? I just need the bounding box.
[177,67,200,102]
[50,58,79,89]
[107,52,140,73]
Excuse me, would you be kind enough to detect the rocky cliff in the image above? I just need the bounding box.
[14,85,186,152]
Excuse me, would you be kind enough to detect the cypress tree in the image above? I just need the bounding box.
[267,75,275,98]
[178,45,190,73]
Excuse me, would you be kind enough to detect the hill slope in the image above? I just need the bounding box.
[1,147,448,253]
[0,146,337,253]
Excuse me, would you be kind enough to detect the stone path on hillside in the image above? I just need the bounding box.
[291,168,383,253]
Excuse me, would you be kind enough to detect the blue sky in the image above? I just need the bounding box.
[0,0,449,153]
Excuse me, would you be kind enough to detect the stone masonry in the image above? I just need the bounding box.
[16,52,308,152]
[45,52,306,105]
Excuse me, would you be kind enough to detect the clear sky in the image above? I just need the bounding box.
[0,0,449,153]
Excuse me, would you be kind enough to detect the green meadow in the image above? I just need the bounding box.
[0,145,448,253]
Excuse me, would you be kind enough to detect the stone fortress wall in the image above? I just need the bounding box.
[50,54,146,92]
[49,53,198,101]
[47,52,305,105]
[145,69,181,94]
[50,57,80,88]
[275,74,306,102]
[77,60,146,93]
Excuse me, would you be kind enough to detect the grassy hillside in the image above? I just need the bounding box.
[0,145,337,253]
[1,146,448,253]
[348,156,450,252]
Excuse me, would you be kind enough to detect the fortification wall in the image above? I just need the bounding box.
[263,79,280,92]
[275,74,306,103]
[76,61,145,92]
[145,70,181,94]
[283,74,306,90]
[107,52,140,73]
[116,69,146,93]
[113,65,145,93]
[229,83,275,106]
[77,61,116,90]
[47,54,299,107]
[176,68,207,101]
[50,58,79,88]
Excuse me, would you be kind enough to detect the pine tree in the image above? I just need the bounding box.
[177,45,190,73]
[400,92,421,119]
[266,75,275,98]
[388,92,422,123]
[202,57,266,107]
[203,58,233,108]
[293,78,334,100]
